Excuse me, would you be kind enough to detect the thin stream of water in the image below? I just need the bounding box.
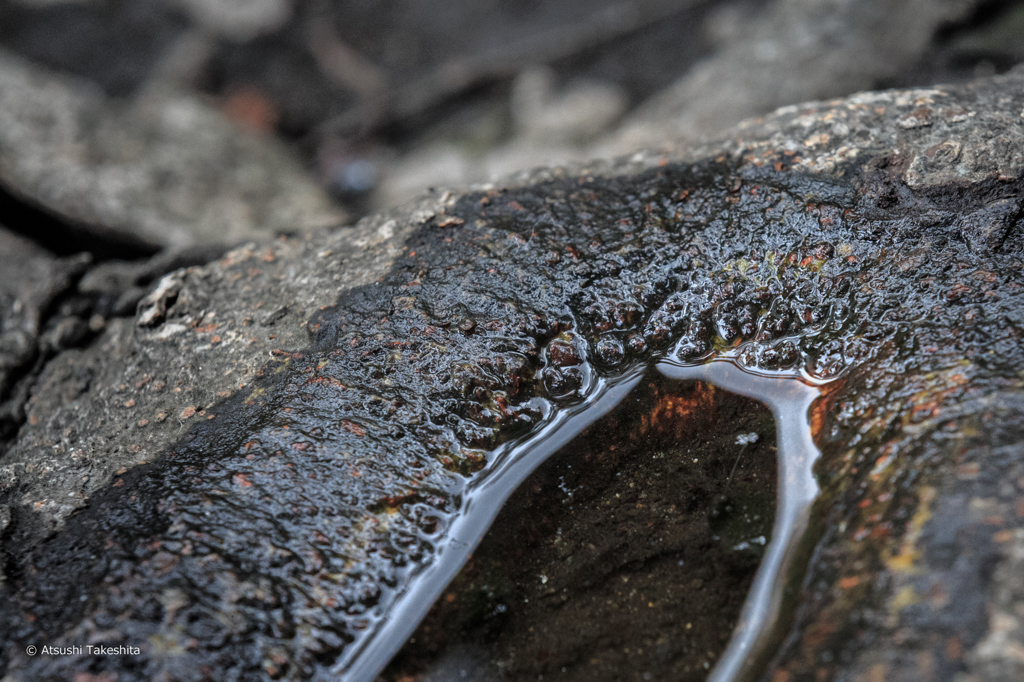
[335,358,826,682]
[333,368,645,681]
[656,360,823,682]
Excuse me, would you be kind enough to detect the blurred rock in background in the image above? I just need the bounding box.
[605,0,982,152]
[0,0,1022,232]
[0,49,345,250]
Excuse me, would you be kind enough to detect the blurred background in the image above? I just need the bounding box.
[1,0,1023,250]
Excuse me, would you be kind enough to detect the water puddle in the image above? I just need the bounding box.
[4,162,863,682]
[657,361,822,682]
[337,356,827,682]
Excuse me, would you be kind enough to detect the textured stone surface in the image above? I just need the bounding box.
[682,68,1024,192]
[0,49,345,250]
[0,226,91,450]
[683,68,1024,682]
[0,198,428,544]
[0,71,1023,682]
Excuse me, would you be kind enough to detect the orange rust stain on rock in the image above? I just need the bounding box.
[811,379,844,441]
[341,420,367,437]
[221,86,279,133]
[635,381,718,443]
[993,529,1014,543]
[308,376,347,388]
[946,636,962,661]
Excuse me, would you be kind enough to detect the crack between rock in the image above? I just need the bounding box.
[0,182,159,261]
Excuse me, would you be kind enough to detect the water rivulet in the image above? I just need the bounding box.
[379,366,817,682]
[2,160,1022,681]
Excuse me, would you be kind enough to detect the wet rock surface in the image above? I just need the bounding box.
[0,49,345,250]
[0,71,1022,682]
[385,377,779,682]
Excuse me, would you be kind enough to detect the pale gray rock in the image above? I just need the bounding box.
[510,66,628,144]
[606,0,984,153]
[166,0,294,41]
[0,49,345,250]
[963,530,1024,682]
[0,193,437,546]
[678,65,1024,196]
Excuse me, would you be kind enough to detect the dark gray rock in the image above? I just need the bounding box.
[680,67,1024,682]
[0,226,90,450]
[1,70,1023,682]
[78,244,229,319]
